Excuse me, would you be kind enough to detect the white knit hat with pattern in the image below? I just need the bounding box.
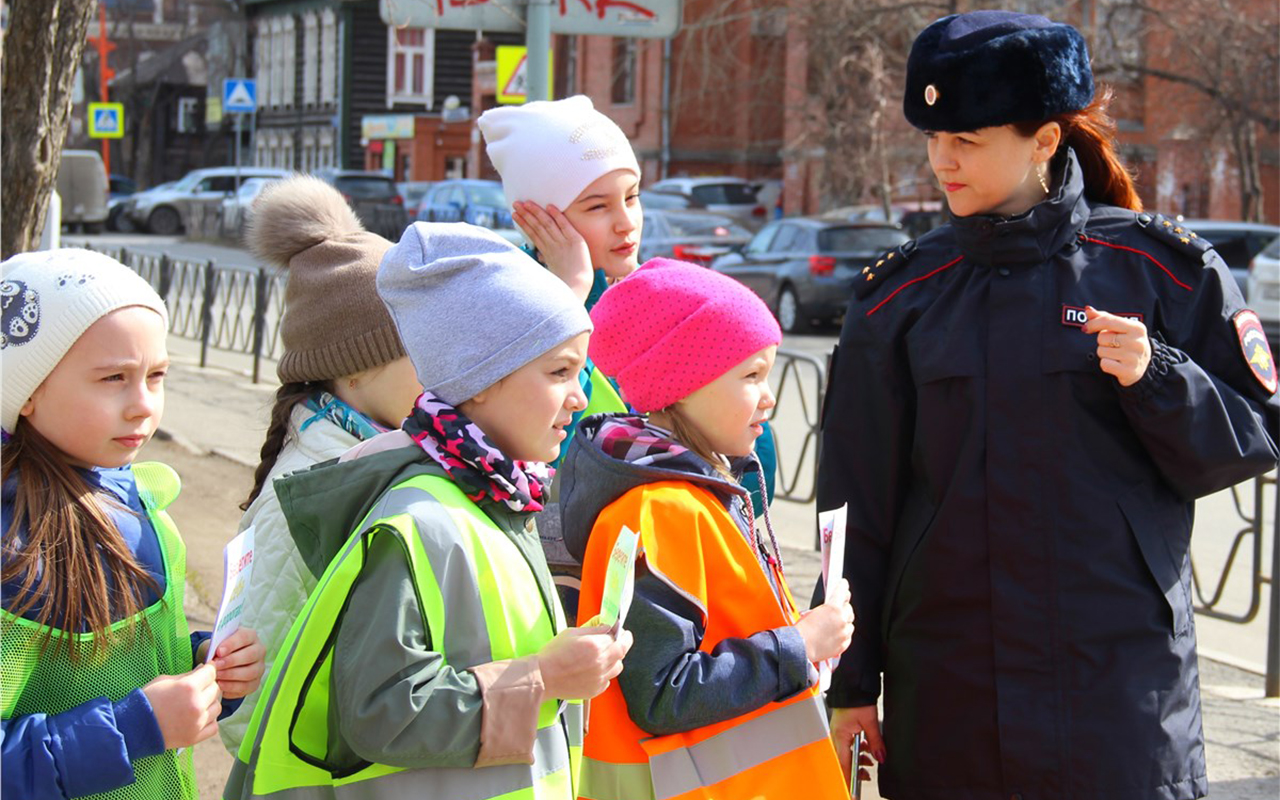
[1,249,169,432]
[478,95,641,211]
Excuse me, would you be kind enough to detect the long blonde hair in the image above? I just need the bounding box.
[656,404,734,481]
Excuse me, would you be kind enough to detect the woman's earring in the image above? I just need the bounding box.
[1038,166,1050,195]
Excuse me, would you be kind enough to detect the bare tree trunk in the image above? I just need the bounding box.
[1,0,98,258]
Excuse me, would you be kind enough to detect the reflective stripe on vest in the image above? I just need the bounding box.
[1,462,197,800]
[228,473,577,800]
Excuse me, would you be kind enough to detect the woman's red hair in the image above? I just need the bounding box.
[1016,84,1143,212]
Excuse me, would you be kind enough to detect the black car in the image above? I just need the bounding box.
[314,170,410,240]
[712,218,909,332]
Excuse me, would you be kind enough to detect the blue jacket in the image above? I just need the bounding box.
[817,150,1278,799]
[1,466,236,799]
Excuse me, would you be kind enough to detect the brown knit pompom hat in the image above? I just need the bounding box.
[246,175,406,383]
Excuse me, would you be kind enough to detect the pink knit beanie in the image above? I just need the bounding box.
[589,258,782,412]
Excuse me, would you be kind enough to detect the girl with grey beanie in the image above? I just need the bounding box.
[224,222,630,799]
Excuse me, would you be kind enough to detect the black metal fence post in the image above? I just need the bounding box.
[252,267,268,385]
[1266,475,1279,698]
[199,261,216,368]
[158,255,173,304]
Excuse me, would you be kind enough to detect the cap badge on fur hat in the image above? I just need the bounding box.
[904,10,1093,132]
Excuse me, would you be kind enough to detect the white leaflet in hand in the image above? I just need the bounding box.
[817,505,848,692]
[207,526,256,663]
[600,524,640,638]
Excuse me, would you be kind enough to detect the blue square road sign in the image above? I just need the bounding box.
[223,79,257,113]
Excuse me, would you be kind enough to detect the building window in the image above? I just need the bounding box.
[255,19,270,108]
[321,9,338,106]
[270,18,285,108]
[556,36,579,98]
[303,13,318,106]
[387,26,434,107]
[611,38,636,106]
[282,16,296,108]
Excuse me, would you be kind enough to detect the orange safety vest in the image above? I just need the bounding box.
[576,480,849,800]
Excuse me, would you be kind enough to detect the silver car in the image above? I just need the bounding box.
[646,177,765,224]
[126,167,289,235]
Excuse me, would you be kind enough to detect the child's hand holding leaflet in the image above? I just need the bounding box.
[817,505,848,692]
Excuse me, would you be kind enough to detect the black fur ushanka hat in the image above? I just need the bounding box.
[904,10,1094,133]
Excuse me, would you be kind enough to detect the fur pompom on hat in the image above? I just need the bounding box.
[588,258,781,412]
[247,174,406,383]
[478,95,641,211]
[904,10,1094,133]
[1,249,168,432]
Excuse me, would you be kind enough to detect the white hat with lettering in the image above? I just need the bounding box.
[478,95,641,211]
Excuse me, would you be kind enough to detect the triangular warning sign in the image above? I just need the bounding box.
[502,55,527,99]
[95,110,118,132]
[227,82,254,109]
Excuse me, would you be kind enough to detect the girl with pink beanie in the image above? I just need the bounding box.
[559,258,855,800]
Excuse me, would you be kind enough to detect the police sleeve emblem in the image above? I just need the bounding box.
[1232,309,1276,394]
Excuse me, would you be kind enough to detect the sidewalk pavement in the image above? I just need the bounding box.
[160,334,1278,798]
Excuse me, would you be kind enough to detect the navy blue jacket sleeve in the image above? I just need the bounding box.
[815,308,916,708]
[615,568,812,737]
[1,690,165,799]
[1116,255,1279,500]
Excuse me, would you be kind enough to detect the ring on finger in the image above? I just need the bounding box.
[1109,333,1123,348]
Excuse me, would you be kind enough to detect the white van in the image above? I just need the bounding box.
[56,149,109,232]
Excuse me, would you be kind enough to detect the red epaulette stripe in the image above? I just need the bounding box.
[1081,236,1193,292]
[866,255,965,316]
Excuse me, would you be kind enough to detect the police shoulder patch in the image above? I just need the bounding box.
[853,239,918,299]
[1134,212,1216,266]
[1233,309,1277,395]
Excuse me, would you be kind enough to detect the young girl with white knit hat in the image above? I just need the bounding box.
[478,97,780,621]
[560,258,855,800]
[1,249,264,798]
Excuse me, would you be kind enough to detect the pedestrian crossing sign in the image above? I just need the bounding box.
[88,102,124,139]
[223,78,257,113]
[496,46,553,105]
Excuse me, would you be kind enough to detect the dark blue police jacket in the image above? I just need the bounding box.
[818,149,1279,800]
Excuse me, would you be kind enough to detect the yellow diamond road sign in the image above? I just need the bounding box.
[496,46,553,105]
[88,102,125,139]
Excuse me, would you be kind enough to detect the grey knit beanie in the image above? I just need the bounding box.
[247,175,406,383]
[378,222,592,405]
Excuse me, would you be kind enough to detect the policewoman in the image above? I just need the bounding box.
[817,10,1279,800]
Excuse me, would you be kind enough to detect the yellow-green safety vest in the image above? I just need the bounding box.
[226,471,582,799]
[1,462,196,800]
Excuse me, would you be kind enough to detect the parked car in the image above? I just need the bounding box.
[219,177,282,244]
[646,176,764,222]
[105,174,140,232]
[314,169,410,240]
[398,181,434,212]
[124,167,290,235]
[639,189,702,211]
[55,150,109,233]
[712,218,909,333]
[1180,219,1280,298]
[637,209,753,266]
[1247,236,1279,348]
[416,179,521,245]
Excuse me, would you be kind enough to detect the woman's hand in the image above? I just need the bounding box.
[209,627,266,700]
[1083,306,1151,387]
[795,578,854,663]
[830,705,886,786]
[537,624,633,700]
[142,664,221,749]
[512,201,593,303]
